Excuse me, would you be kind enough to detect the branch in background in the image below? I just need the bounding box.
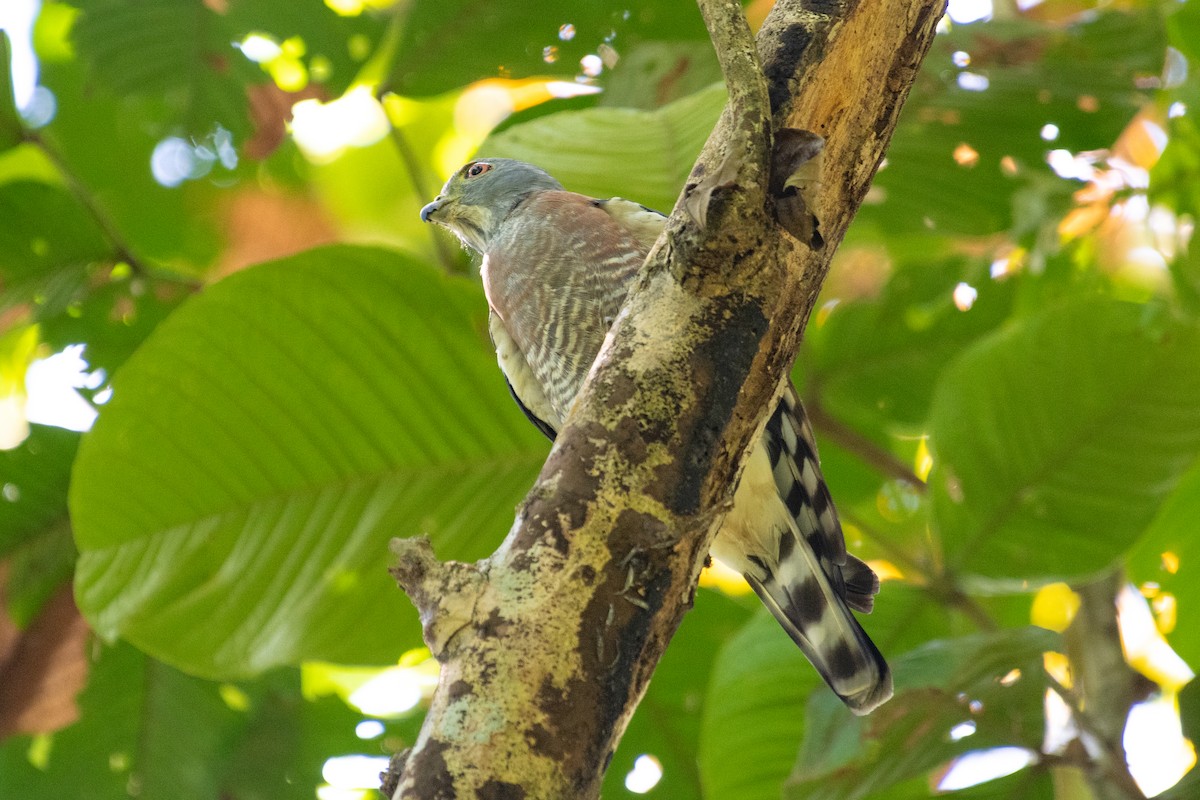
[841,508,928,576]
[25,131,149,277]
[1059,570,1149,800]
[843,507,999,632]
[386,125,461,275]
[806,393,927,491]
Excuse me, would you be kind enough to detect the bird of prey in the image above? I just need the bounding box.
[420,158,892,714]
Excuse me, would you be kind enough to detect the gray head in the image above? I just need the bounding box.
[419,158,564,252]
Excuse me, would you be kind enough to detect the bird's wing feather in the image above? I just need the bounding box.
[595,197,666,253]
[489,311,559,440]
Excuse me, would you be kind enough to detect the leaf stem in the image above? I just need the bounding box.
[25,130,149,277]
[805,394,927,492]
[385,124,461,275]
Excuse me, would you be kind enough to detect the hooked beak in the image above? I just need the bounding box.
[420,197,443,223]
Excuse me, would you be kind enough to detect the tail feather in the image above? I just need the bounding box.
[718,387,892,714]
[759,387,891,713]
[842,554,881,613]
[747,551,892,714]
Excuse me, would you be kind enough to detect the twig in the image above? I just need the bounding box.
[806,394,926,491]
[841,509,998,632]
[840,508,928,577]
[385,125,460,274]
[25,130,149,277]
[938,580,998,632]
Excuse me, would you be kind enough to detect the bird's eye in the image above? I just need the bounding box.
[466,162,492,178]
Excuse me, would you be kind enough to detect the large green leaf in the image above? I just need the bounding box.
[0,425,78,558]
[387,0,710,97]
[929,300,1200,583]
[0,31,22,152]
[698,610,822,800]
[869,9,1166,236]
[1126,461,1200,671]
[605,588,752,800]
[71,245,548,678]
[0,642,364,800]
[786,628,1056,800]
[483,82,725,213]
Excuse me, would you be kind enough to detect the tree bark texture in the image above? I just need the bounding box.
[389,0,945,796]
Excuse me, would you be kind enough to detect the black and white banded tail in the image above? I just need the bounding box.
[750,390,893,715]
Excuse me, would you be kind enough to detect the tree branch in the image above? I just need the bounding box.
[390,0,945,796]
[806,394,927,490]
[1060,571,1149,800]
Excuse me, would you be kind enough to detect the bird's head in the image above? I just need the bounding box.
[419,158,563,252]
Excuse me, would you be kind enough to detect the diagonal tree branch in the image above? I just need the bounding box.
[388,0,945,796]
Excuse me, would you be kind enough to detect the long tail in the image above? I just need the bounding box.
[757,389,893,714]
[746,546,892,714]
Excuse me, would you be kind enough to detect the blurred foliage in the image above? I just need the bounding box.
[1,0,1198,798]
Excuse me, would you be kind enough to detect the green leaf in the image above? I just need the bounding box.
[697,610,825,800]
[224,672,369,800]
[605,588,751,800]
[387,0,710,97]
[1154,113,1200,231]
[1126,461,1200,671]
[0,181,110,284]
[222,1,383,99]
[869,10,1165,236]
[0,425,79,557]
[0,31,22,151]
[70,245,548,678]
[786,628,1057,800]
[1169,0,1200,64]
[929,300,1200,584]
[0,642,248,799]
[0,643,365,800]
[70,0,256,138]
[34,53,219,269]
[483,83,725,213]
[599,41,722,110]
[696,582,946,800]
[806,255,1015,429]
